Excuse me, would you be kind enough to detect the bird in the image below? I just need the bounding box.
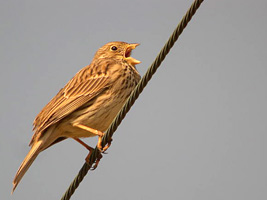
[12,41,141,193]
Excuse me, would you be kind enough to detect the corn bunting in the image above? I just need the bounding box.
[12,41,141,192]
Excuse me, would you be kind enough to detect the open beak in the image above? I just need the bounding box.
[124,43,141,65]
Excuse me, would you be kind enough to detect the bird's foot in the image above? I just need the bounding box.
[97,137,113,153]
[85,151,103,170]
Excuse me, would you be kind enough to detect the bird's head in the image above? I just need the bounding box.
[94,41,141,66]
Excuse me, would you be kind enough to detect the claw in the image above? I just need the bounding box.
[98,138,113,153]
[90,158,101,170]
[85,151,103,170]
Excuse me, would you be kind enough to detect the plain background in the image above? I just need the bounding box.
[1,0,266,199]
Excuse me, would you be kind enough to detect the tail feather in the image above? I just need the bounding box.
[12,140,43,193]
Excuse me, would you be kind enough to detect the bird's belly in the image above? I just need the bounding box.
[59,89,130,138]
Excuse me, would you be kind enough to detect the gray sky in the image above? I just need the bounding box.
[1,0,266,199]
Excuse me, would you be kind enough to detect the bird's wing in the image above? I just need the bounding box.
[30,64,112,145]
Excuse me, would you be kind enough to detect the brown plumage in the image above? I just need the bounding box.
[12,41,141,193]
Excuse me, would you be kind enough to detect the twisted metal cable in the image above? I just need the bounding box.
[61,0,204,199]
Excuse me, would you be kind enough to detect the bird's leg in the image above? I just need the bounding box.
[73,138,94,151]
[73,123,112,169]
[73,138,102,170]
[73,138,94,162]
[73,123,112,152]
[73,124,104,137]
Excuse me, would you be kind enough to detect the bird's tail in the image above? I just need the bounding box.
[12,140,43,193]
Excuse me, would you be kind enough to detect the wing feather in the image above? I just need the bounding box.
[31,63,112,145]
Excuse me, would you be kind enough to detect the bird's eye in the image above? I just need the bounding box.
[111,46,117,51]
